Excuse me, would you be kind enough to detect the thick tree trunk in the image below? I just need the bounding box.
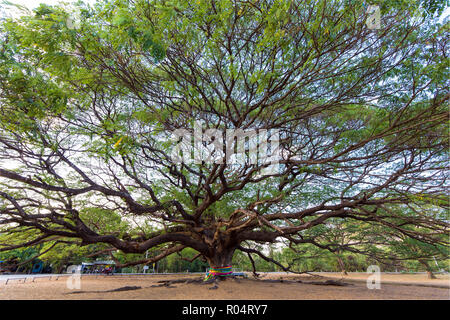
[419,260,436,279]
[336,256,348,276]
[205,247,235,269]
[203,249,235,282]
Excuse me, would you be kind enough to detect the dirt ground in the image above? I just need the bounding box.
[0,273,448,300]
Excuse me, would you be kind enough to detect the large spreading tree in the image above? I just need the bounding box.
[0,0,448,273]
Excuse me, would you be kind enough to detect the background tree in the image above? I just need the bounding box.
[0,0,448,276]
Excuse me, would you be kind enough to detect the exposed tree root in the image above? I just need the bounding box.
[153,275,243,289]
[253,278,351,286]
[67,285,142,294]
[156,277,204,285]
[65,276,351,295]
[108,285,142,292]
[306,280,352,286]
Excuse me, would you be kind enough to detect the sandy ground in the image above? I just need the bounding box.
[320,272,450,287]
[0,273,448,300]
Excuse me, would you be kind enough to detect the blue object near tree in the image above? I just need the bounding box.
[32,261,43,274]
